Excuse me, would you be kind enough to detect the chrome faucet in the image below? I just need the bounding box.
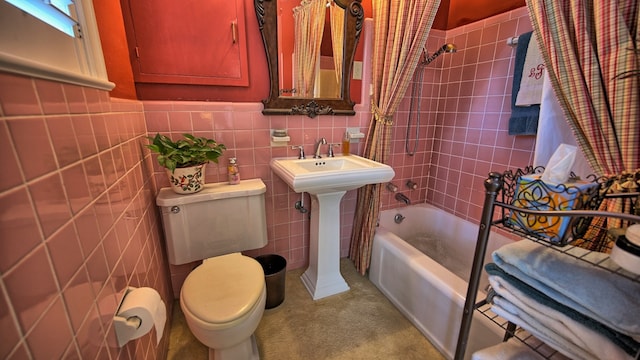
[395,193,411,205]
[327,143,339,157]
[314,137,327,158]
[291,145,305,159]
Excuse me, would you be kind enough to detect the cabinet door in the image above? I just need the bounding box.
[124,0,249,86]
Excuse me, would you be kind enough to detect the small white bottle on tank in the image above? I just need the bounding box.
[228,157,240,185]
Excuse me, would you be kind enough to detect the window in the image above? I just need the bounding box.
[5,0,78,37]
[0,0,113,90]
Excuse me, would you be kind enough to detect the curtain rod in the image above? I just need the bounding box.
[506,36,519,46]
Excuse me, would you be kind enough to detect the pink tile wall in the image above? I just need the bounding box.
[410,8,536,222]
[384,29,448,208]
[377,8,536,225]
[0,72,171,360]
[143,101,372,295]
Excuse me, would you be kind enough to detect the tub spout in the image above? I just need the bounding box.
[395,193,411,205]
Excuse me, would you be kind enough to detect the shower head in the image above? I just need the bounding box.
[421,43,458,66]
[442,43,457,53]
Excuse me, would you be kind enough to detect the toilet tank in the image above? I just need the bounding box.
[156,178,268,265]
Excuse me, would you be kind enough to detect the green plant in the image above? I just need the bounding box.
[146,133,226,173]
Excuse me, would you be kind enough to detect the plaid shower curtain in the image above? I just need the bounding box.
[349,0,440,274]
[527,0,639,175]
[527,0,639,250]
[330,3,345,89]
[293,0,326,97]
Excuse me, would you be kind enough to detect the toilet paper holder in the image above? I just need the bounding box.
[114,287,142,347]
[113,286,166,347]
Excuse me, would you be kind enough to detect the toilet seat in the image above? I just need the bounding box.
[181,253,265,324]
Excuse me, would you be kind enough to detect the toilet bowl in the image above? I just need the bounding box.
[180,253,266,360]
[156,179,270,359]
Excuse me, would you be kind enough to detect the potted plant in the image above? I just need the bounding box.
[146,133,226,194]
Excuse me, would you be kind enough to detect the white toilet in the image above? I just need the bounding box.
[156,179,269,360]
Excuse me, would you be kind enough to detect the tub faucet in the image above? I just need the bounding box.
[314,137,327,158]
[395,193,411,205]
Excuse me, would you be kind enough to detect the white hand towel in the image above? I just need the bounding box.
[515,34,545,106]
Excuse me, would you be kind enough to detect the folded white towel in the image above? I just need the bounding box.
[515,33,545,106]
[471,338,547,360]
[491,300,595,360]
[490,276,634,360]
[492,240,640,340]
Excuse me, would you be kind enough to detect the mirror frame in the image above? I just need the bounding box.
[254,0,363,118]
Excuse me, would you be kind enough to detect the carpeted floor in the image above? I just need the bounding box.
[167,258,446,360]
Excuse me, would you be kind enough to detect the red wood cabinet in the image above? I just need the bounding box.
[121,0,249,87]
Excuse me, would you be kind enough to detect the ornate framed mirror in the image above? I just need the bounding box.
[254,0,363,118]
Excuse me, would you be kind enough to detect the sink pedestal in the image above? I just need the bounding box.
[300,191,350,300]
[269,155,395,300]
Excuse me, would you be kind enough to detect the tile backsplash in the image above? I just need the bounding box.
[143,101,372,295]
[386,7,535,220]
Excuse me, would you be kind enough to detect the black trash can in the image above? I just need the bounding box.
[255,254,287,309]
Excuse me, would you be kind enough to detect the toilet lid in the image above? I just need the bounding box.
[181,253,265,324]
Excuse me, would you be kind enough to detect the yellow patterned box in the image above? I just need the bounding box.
[508,175,599,244]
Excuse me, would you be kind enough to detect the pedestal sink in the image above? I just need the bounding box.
[270,155,395,299]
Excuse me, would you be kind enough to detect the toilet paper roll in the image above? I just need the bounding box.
[114,287,166,346]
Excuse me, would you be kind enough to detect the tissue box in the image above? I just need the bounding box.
[508,175,599,244]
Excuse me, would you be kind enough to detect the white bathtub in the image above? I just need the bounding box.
[369,204,513,360]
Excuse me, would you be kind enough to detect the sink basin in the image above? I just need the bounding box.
[269,155,395,194]
[270,154,395,300]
